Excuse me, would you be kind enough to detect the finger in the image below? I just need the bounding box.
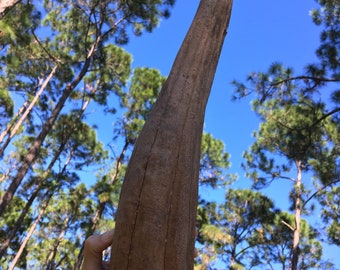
[94,229,115,252]
[82,229,115,270]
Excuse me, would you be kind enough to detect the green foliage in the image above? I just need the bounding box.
[243,97,340,186]
[92,170,124,209]
[232,0,339,104]
[251,211,331,269]
[25,184,95,269]
[200,133,231,186]
[83,44,132,105]
[1,0,338,268]
[318,186,340,245]
[0,3,40,47]
[196,189,278,269]
[310,0,340,76]
[0,0,174,144]
[49,114,108,168]
[120,0,175,36]
[197,195,334,269]
[118,67,166,142]
[0,194,33,268]
[0,88,14,119]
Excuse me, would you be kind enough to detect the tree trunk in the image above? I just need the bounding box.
[109,1,233,269]
[0,100,28,145]
[8,194,51,270]
[291,161,302,270]
[0,182,43,259]
[0,0,20,19]
[0,66,57,157]
[229,239,237,270]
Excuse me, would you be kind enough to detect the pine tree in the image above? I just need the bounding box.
[232,1,339,268]
[196,189,277,269]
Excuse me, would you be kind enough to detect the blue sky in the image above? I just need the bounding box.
[114,0,339,267]
[123,0,321,177]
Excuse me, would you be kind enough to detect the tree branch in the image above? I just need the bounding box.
[310,107,340,130]
[276,174,296,182]
[281,220,295,231]
[31,30,62,64]
[270,75,339,87]
[302,177,340,208]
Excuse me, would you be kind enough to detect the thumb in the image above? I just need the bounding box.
[82,229,115,270]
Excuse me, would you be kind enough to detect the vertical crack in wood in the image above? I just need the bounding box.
[109,1,233,269]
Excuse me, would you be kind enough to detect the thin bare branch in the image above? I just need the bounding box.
[281,220,295,231]
[271,75,339,87]
[303,178,340,208]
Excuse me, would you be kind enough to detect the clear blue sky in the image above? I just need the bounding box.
[90,0,339,267]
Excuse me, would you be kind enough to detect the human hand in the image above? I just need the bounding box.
[82,229,115,270]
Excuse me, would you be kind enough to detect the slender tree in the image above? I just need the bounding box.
[256,212,335,270]
[0,66,57,156]
[231,1,339,268]
[199,133,231,187]
[8,192,52,270]
[238,95,340,269]
[0,193,32,268]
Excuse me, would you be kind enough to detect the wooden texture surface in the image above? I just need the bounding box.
[110,1,233,269]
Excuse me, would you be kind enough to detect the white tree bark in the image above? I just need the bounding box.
[0,0,20,18]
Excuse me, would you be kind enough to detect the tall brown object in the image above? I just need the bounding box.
[110,0,233,269]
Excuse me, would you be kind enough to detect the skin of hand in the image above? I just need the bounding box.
[82,228,198,269]
[82,229,115,270]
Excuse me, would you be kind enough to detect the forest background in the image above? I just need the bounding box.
[0,0,339,269]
